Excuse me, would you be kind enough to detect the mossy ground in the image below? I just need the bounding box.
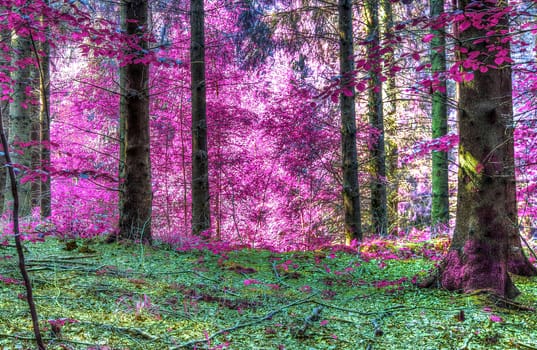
[0,237,536,349]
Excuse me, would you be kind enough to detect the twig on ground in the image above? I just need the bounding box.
[293,306,323,338]
[328,317,359,325]
[79,322,158,340]
[0,333,99,347]
[25,264,98,273]
[171,293,319,349]
[371,317,383,337]
[189,269,221,284]
[0,332,37,341]
[271,261,293,288]
[321,334,352,344]
[28,255,98,263]
[468,289,535,311]
[311,300,407,315]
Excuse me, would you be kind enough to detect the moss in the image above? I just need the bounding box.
[0,238,536,349]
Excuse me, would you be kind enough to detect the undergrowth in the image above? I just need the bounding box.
[0,237,536,349]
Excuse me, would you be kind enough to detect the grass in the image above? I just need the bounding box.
[0,237,536,349]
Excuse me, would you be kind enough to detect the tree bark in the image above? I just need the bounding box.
[365,0,387,236]
[8,30,34,216]
[0,24,9,215]
[338,0,361,243]
[424,0,535,299]
[0,107,6,215]
[430,0,449,226]
[381,0,399,234]
[191,0,211,236]
[118,0,152,243]
[38,3,51,218]
[30,76,40,209]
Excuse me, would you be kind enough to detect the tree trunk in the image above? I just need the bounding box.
[365,0,387,236]
[430,0,449,226]
[8,30,34,216]
[424,0,535,299]
[381,0,399,234]
[118,0,152,243]
[39,4,51,218]
[30,93,40,209]
[338,0,362,243]
[0,110,6,215]
[0,25,9,215]
[118,64,127,237]
[191,0,211,236]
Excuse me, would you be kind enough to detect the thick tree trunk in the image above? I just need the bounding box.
[8,31,34,216]
[424,0,535,299]
[118,0,152,243]
[430,0,449,226]
[191,0,211,236]
[338,0,361,243]
[365,0,387,236]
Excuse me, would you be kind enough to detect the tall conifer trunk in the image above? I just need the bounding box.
[0,107,6,215]
[39,2,51,218]
[430,0,449,226]
[338,0,361,243]
[191,0,211,236]
[0,24,9,214]
[381,0,399,233]
[365,0,387,235]
[423,0,535,298]
[118,0,152,243]
[8,30,34,216]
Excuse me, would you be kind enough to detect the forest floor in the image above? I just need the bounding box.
[0,236,536,350]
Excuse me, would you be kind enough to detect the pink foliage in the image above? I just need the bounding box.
[489,314,503,323]
[1,0,537,254]
[400,133,459,165]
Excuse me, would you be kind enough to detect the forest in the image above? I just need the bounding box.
[1,0,537,348]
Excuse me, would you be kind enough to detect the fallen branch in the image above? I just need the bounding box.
[0,333,38,341]
[293,306,323,338]
[171,293,318,349]
[466,289,535,311]
[0,332,102,348]
[28,255,99,263]
[516,342,537,350]
[371,317,383,337]
[312,300,407,315]
[487,293,535,311]
[25,264,101,273]
[271,261,293,288]
[80,322,158,340]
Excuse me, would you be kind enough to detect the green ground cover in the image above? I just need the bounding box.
[0,238,536,349]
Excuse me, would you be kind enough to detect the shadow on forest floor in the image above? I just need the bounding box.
[0,237,536,349]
